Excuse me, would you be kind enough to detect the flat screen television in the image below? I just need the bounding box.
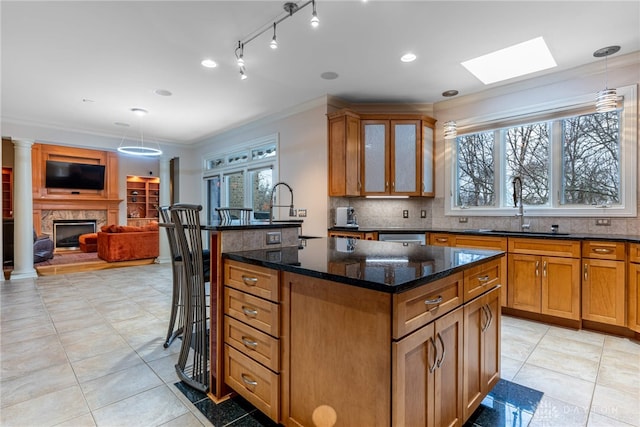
[45,160,106,190]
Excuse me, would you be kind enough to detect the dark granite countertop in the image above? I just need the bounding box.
[329,227,640,243]
[223,237,504,294]
[201,220,303,231]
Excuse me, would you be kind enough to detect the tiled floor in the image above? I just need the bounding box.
[1,263,639,426]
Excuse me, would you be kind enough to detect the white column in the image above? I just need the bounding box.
[11,139,37,279]
[157,155,171,264]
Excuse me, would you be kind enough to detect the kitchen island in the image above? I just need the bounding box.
[219,237,504,426]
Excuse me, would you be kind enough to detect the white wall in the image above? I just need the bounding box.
[183,97,329,237]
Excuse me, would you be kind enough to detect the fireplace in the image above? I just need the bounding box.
[53,219,97,251]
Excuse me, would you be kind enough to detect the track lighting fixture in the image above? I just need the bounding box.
[270,23,278,49]
[234,1,321,79]
[593,45,620,113]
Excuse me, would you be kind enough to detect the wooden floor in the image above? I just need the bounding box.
[4,255,156,278]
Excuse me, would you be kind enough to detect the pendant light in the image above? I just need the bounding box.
[593,45,620,113]
[117,108,163,156]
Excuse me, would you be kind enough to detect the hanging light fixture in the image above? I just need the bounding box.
[234,0,321,79]
[310,0,320,27]
[443,121,457,139]
[117,108,163,156]
[593,45,620,113]
[270,23,278,49]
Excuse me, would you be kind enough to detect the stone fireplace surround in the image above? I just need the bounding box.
[42,210,106,239]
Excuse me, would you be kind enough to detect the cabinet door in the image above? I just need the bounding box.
[629,262,640,333]
[392,322,435,427]
[582,259,626,326]
[541,256,581,320]
[433,307,464,427]
[328,112,360,196]
[362,120,389,195]
[463,287,500,421]
[422,123,435,197]
[508,253,540,313]
[391,120,420,195]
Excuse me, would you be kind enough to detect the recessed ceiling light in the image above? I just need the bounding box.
[401,53,416,63]
[442,90,459,97]
[114,122,130,127]
[130,108,148,116]
[154,89,172,97]
[201,58,218,68]
[461,36,557,85]
[82,98,95,103]
[321,71,339,80]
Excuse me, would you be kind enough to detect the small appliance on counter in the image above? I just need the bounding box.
[335,206,358,228]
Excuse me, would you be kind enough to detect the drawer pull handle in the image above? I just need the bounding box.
[242,306,258,317]
[241,373,258,387]
[424,296,443,305]
[242,275,258,286]
[593,248,613,254]
[584,263,588,280]
[477,275,490,283]
[242,336,258,349]
[436,238,448,243]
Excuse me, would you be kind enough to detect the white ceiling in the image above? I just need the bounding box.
[2,1,639,145]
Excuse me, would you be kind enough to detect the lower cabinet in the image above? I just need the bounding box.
[628,257,640,333]
[393,306,464,427]
[582,258,626,326]
[463,287,500,420]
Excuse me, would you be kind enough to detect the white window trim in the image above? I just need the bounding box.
[444,85,637,217]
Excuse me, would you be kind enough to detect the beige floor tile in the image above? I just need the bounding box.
[91,385,189,427]
[61,331,132,363]
[80,363,163,410]
[52,413,97,427]
[0,385,89,427]
[71,346,145,383]
[603,335,640,356]
[0,334,69,381]
[159,411,207,427]
[502,315,550,337]
[514,364,595,409]
[535,333,603,362]
[0,362,77,408]
[1,301,48,322]
[1,321,57,344]
[526,344,600,382]
[0,312,53,333]
[597,348,640,396]
[546,325,605,347]
[587,412,636,427]
[147,353,182,384]
[500,355,523,381]
[501,332,539,362]
[591,384,640,426]
[529,395,589,427]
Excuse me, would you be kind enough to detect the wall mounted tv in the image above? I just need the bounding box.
[45,160,106,190]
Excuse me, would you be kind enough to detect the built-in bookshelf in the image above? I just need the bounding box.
[126,175,160,223]
[2,167,12,218]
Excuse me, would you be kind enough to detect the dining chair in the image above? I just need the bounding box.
[159,206,184,349]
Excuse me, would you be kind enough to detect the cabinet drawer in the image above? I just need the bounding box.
[429,233,454,246]
[225,345,279,421]
[224,316,279,371]
[630,244,640,263]
[582,241,626,261]
[225,287,280,336]
[393,271,463,339]
[508,238,580,258]
[225,259,279,302]
[464,258,502,302]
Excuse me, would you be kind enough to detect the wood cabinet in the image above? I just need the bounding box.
[328,110,361,196]
[393,306,464,427]
[628,243,640,333]
[2,167,12,218]
[223,260,281,420]
[328,230,378,240]
[126,175,160,221]
[326,109,435,197]
[463,286,500,421]
[582,241,626,326]
[508,238,581,320]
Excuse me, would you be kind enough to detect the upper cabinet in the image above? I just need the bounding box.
[327,109,435,197]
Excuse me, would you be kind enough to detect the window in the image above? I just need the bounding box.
[446,85,636,217]
[203,135,278,222]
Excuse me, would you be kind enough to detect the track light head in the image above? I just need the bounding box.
[311,1,319,27]
[270,23,278,49]
[239,67,248,80]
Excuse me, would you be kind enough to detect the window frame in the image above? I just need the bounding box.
[202,134,279,221]
[444,85,637,217]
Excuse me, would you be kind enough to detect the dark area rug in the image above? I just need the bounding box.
[35,251,100,266]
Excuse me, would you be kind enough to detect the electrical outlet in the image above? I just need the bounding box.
[420,210,427,218]
[266,231,281,245]
[595,218,611,226]
[458,217,468,223]
[402,210,409,218]
[298,209,307,217]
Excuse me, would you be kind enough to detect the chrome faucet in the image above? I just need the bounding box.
[512,176,530,231]
[269,182,295,224]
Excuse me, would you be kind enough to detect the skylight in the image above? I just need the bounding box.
[461,37,557,85]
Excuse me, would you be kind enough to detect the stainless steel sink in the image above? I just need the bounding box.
[473,229,570,236]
